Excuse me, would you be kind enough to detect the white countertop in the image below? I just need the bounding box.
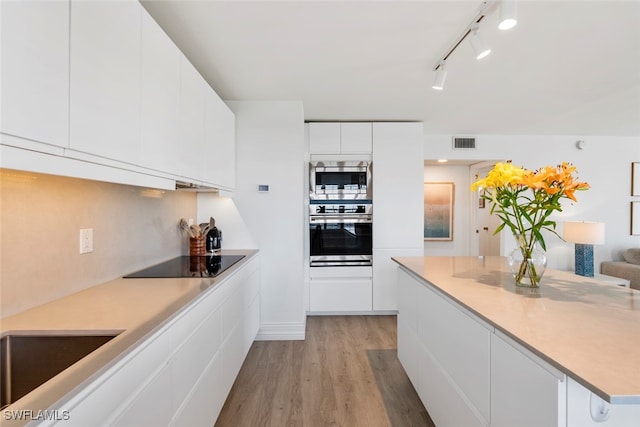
[0,250,258,422]
[392,256,640,404]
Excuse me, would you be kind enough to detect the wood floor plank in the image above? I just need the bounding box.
[214,315,434,427]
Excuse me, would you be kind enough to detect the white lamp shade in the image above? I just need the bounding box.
[563,221,605,245]
[499,0,518,30]
[432,67,447,90]
[470,31,491,59]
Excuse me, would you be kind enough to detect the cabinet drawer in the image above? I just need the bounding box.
[310,266,372,279]
[309,279,372,311]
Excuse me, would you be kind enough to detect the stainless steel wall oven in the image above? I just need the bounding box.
[309,161,372,200]
[309,201,373,267]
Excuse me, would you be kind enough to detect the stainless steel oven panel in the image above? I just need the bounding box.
[309,161,372,200]
[310,255,373,267]
[309,204,373,216]
[309,215,372,224]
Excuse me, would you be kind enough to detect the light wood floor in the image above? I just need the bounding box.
[215,315,434,427]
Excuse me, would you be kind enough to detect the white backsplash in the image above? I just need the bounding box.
[0,169,197,317]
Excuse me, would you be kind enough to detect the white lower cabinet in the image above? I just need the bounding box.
[397,267,639,427]
[43,255,259,426]
[490,332,565,427]
[309,266,372,312]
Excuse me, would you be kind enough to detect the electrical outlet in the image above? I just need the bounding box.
[80,228,93,254]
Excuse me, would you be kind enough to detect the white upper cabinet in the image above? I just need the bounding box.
[0,0,69,149]
[178,56,207,182]
[204,89,236,189]
[308,122,372,155]
[340,123,372,154]
[140,7,181,175]
[309,122,341,154]
[69,0,142,165]
[1,0,235,191]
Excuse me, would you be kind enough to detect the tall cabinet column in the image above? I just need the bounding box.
[372,122,424,311]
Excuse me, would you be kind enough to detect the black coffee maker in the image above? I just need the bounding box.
[206,226,222,252]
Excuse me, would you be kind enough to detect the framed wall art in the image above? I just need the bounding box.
[632,202,640,236]
[424,182,454,241]
[632,162,640,196]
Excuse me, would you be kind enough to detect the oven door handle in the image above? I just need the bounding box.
[310,216,372,224]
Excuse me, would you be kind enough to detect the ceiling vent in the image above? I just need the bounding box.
[452,136,476,150]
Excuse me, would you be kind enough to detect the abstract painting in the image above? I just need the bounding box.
[424,182,454,241]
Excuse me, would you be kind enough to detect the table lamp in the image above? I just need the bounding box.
[563,221,605,277]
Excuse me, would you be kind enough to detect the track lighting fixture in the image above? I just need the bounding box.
[498,0,518,30]
[430,1,517,90]
[469,25,491,60]
[432,62,447,91]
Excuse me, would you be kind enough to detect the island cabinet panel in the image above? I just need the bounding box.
[416,274,491,425]
[43,256,259,427]
[490,332,566,427]
[416,341,487,427]
[69,0,142,165]
[0,0,69,150]
[396,269,421,386]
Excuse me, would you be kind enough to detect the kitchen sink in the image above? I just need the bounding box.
[0,332,119,408]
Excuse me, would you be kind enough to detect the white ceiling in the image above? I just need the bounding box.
[141,0,640,136]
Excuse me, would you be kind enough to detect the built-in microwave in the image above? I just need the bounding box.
[309,161,372,200]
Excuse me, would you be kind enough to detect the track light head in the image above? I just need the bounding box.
[469,26,491,59]
[499,0,518,30]
[432,63,447,91]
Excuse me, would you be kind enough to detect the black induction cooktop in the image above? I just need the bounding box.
[123,255,245,279]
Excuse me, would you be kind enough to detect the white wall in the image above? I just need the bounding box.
[424,135,640,271]
[227,101,306,340]
[0,170,196,317]
[196,193,257,250]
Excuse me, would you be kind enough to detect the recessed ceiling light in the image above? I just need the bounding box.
[437,159,448,163]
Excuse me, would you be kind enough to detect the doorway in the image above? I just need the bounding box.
[470,162,502,256]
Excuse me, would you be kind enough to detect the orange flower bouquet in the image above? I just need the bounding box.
[471,162,590,287]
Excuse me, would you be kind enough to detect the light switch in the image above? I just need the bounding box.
[80,228,93,254]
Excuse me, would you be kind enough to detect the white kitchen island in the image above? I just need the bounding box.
[393,256,640,427]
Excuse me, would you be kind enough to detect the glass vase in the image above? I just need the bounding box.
[508,234,547,288]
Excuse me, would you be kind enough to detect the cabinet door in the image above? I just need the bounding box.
[372,122,424,249]
[340,123,372,154]
[203,88,235,189]
[309,122,340,154]
[1,0,69,148]
[140,7,181,175]
[69,0,141,164]
[491,333,564,427]
[177,56,206,181]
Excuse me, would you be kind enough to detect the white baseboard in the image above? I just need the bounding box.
[256,321,306,341]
